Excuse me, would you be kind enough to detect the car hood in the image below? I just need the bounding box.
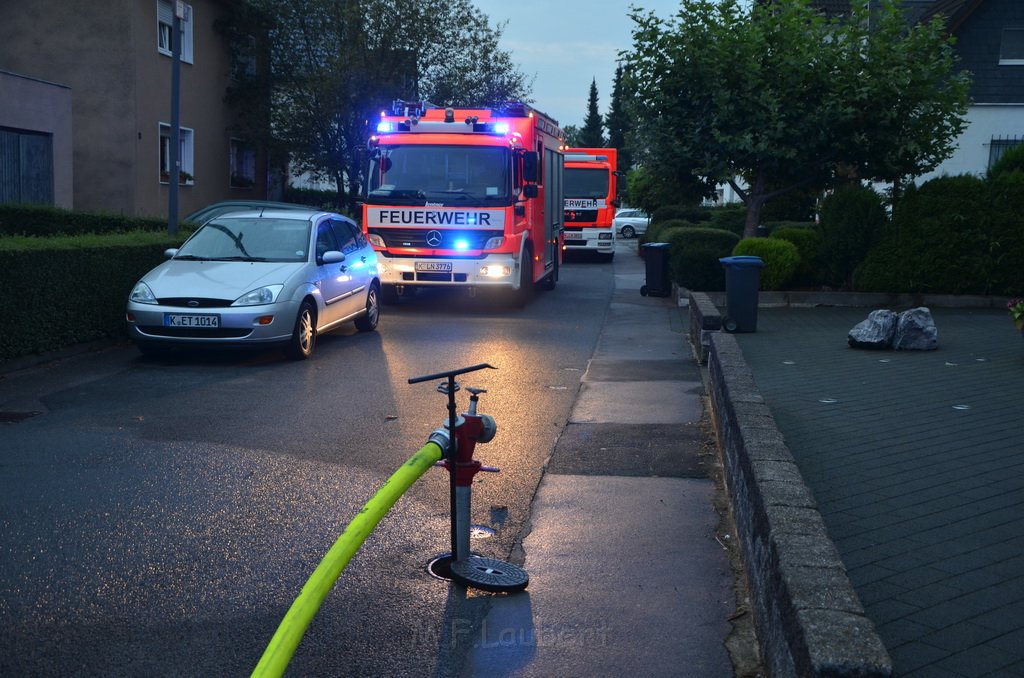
[143,260,305,299]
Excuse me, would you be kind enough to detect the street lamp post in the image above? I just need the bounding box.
[168,1,187,236]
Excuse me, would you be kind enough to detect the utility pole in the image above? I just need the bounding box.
[168,1,186,236]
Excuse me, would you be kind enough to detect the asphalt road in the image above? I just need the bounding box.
[0,247,620,676]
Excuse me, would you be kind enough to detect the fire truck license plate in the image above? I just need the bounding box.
[415,262,453,272]
[564,232,583,240]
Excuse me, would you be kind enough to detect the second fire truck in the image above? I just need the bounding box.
[562,147,620,261]
[362,101,565,305]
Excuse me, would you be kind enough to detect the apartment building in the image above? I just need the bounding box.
[0,0,268,217]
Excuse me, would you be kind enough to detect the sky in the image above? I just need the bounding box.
[470,0,684,130]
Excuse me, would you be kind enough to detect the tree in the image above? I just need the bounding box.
[606,64,633,172]
[561,125,584,148]
[579,78,605,148]
[220,0,532,214]
[624,0,969,238]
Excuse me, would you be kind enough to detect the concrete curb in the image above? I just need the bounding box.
[688,290,893,678]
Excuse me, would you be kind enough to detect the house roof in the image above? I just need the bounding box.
[810,0,852,18]
[919,0,985,32]
[807,0,987,32]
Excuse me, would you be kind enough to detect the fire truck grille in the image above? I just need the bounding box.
[564,210,598,223]
[370,228,503,250]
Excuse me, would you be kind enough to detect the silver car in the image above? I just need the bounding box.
[612,209,650,239]
[126,209,380,360]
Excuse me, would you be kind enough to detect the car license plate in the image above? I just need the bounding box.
[564,232,583,240]
[415,262,453,272]
[164,313,220,328]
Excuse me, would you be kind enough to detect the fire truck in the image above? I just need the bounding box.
[562,147,619,261]
[362,101,565,305]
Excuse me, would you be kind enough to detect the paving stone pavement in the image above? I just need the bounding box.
[732,306,1024,677]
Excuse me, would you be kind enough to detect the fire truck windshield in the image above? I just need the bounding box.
[564,167,609,199]
[366,145,512,206]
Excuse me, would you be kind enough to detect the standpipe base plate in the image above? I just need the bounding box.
[450,556,529,593]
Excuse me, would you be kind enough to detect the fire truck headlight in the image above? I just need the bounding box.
[599,232,613,240]
[376,121,395,133]
[368,233,386,248]
[484,236,504,249]
[480,265,511,278]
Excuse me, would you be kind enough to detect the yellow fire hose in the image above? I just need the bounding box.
[251,441,444,677]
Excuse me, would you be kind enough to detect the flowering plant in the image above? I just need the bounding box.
[1009,298,1024,331]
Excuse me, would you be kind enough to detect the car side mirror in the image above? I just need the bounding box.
[320,250,346,265]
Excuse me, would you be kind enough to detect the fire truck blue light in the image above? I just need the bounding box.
[493,122,510,134]
[454,239,470,250]
[376,121,395,133]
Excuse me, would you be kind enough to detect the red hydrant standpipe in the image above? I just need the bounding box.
[408,364,528,593]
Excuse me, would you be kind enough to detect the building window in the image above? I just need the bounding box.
[157,0,194,64]
[159,123,194,184]
[999,28,1024,65]
[230,139,256,188]
[988,137,1022,169]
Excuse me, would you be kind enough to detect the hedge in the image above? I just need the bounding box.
[732,237,800,290]
[661,227,740,292]
[0,231,185,362]
[0,204,173,236]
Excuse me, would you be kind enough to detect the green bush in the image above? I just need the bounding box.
[771,226,822,288]
[982,170,1024,296]
[0,231,185,362]
[662,227,740,292]
[705,204,747,236]
[732,238,800,290]
[641,218,697,245]
[988,143,1024,180]
[650,204,712,225]
[854,175,989,294]
[817,184,887,289]
[0,204,170,236]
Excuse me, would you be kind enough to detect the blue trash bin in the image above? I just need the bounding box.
[719,256,764,332]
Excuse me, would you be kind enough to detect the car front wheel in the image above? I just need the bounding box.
[621,225,635,239]
[355,283,380,332]
[285,300,317,360]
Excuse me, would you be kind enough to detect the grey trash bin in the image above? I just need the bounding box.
[719,255,764,332]
[640,242,671,297]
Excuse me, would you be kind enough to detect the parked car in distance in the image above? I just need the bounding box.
[183,200,315,226]
[612,209,650,239]
[126,209,380,360]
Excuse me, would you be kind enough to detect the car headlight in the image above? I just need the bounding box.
[129,282,158,305]
[232,285,283,306]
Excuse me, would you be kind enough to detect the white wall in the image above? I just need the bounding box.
[916,103,1024,182]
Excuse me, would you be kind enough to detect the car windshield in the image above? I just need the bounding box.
[175,217,311,263]
[366,144,511,206]
[565,167,609,199]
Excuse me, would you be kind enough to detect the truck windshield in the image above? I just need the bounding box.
[366,144,512,206]
[565,167,609,199]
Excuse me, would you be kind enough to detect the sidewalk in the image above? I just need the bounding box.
[732,306,1024,677]
[462,247,742,676]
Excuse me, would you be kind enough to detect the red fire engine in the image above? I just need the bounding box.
[362,101,565,305]
[562,147,620,261]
